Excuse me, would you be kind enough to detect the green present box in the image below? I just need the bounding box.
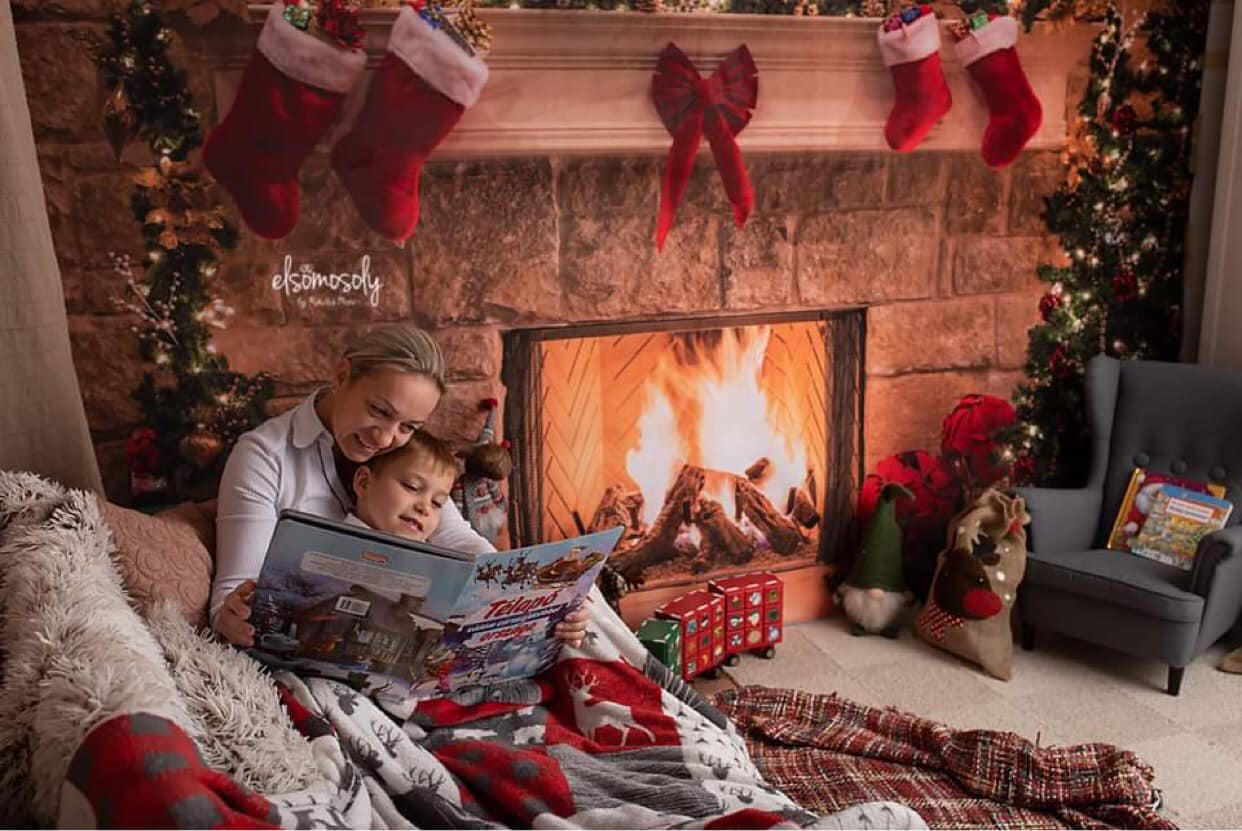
[637,618,681,672]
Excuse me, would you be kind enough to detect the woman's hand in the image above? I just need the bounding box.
[214,579,257,647]
[554,601,591,649]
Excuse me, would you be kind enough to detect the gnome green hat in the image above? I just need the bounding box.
[847,482,913,592]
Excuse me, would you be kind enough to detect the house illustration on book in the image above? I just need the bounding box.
[291,585,447,679]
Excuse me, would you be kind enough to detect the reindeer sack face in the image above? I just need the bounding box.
[915,488,1030,681]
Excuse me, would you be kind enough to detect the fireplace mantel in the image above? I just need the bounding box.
[208,7,1096,157]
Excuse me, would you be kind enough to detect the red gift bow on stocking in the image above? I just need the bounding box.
[651,42,758,251]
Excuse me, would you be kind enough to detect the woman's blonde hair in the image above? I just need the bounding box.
[343,324,447,393]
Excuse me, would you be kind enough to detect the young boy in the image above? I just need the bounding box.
[349,430,457,542]
[348,431,589,649]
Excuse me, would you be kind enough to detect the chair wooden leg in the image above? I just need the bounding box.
[1167,666,1185,697]
[1021,624,1036,651]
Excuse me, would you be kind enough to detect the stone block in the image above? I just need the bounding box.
[986,369,1026,402]
[36,150,82,270]
[435,326,502,382]
[945,155,1008,235]
[216,257,287,326]
[1009,151,1063,236]
[68,315,145,435]
[886,154,946,206]
[560,213,721,321]
[752,154,887,215]
[212,324,350,388]
[13,0,127,19]
[15,23,106,142]
[93,438,131,505]
[722,216,794,310]
[286,160,398,254]
[409,160,560,325]
[795,208,938,306]
[863,370,988,471]
[60,267,85,315]
[867,296,995,376]
[995,291,1043,370]
[427,379,504,448]
[555,156,659,215]
[953,236,1050,295]
[73,174,146,272]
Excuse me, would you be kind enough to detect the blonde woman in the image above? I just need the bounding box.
[210,324,589,653]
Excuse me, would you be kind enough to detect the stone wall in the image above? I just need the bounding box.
[14,2,1067,503]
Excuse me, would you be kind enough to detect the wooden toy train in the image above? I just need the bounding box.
[637,571,783,682]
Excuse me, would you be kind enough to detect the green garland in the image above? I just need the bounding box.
[98,0,273,501]
[1004,1,1209,485]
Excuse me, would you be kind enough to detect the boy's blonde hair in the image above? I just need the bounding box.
[367,430,458,480]
[343,324,447,394]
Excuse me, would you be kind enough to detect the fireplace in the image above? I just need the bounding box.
[503,311,863,620]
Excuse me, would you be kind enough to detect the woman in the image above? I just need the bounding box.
[210,324,588,649]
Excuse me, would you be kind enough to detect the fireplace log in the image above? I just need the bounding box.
[745,457,772,486]
[589,485,646,537]
[609,465,704,581]
[694,496,754,566]
[786,486,821,529]
[735,477,804,555]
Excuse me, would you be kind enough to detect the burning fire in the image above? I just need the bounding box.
[625,326,809,526]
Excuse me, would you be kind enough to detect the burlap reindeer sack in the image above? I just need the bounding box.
[915,488,1030,680]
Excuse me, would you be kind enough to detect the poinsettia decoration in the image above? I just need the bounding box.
[858,393,1017,599]
[940,394,1017,487]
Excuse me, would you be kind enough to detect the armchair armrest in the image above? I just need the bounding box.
[1190,525,1242,650]
[1191,525,1242,596]
[1015,486,1103,554]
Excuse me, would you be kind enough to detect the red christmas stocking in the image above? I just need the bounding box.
[330,7,488,243]
[954,16,1042,168]
[877,13,952,152]
[203,5,365,240]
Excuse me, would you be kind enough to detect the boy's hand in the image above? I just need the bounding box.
[214,580,257,648]
[554,605,590,649]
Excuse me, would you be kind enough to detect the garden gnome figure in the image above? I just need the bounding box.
[451,399,511,547]
[839,482,914,638]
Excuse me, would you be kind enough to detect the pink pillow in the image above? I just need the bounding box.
[102,501,214,629]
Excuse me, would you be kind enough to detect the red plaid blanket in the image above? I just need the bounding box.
[713,686,1177,831]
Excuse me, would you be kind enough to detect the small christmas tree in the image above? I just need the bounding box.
[1005,1,1209,486]
[99,1,272,501]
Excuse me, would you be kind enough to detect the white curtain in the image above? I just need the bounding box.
[0,0,103,493]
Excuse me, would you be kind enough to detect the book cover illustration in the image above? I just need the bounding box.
[426,526,625,694]
[249,517,624,702]
[1106,467,1226,553]
[249,519,474,704]
[1129,485,1234,570]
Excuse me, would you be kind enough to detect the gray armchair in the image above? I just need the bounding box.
[1017,355,1242,696]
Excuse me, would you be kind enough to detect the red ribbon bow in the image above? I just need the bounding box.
[650,42,758,252]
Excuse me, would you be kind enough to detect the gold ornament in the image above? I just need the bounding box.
[102,85,135,164]
[860,0,887,17]
[179,428,224,470]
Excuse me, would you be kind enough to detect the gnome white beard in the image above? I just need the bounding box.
[840,585,908,634]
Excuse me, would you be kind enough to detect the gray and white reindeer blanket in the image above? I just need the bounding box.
[0,472,924,829]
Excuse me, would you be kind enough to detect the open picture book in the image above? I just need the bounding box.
[248,511,624,706]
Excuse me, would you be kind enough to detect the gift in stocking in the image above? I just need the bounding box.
[203,4,366,240]
[876,12,952,153]
[954,16,1042,168]
[331,7,488,243]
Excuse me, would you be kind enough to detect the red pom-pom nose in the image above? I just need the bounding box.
[963,588,1003,619]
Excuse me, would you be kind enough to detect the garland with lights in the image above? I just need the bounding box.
[98,0,273,502]
[1003,1,1209,486]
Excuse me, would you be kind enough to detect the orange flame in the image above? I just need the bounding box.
[625,326,809,526]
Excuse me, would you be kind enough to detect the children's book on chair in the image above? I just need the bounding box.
[248,510,623,706]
